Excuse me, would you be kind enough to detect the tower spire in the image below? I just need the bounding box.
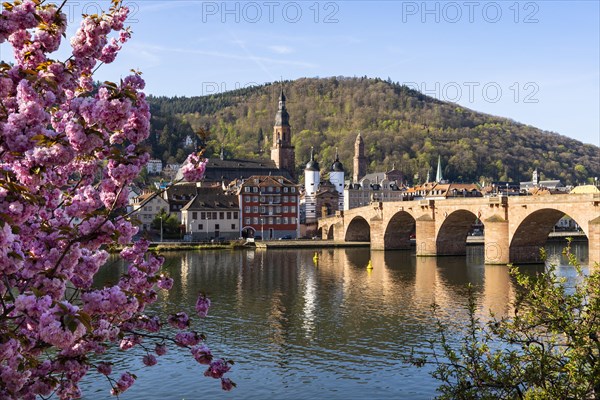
[271,81,294,179]
[436,155,443,183]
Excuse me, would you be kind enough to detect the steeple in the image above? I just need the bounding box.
[271,83,295,179]
[274,85,290,127]
[435,155,443,183]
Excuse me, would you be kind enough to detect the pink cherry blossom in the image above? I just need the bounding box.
[0,2,234,397]
[196,294,211,318]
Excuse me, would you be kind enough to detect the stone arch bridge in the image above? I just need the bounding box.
[318,194,600,265]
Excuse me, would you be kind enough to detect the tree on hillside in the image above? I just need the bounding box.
[0,1,232,398]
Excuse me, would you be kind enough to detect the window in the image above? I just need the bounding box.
[212,212,217,219]
[283,217,288,224]
[207,213,212,220]
[199,224,203,230]
[253,187,258,193]
[245,218,251,225]
[283,206,289,213]
[233,212,238,219]
[268,186,273,193]
[245,197,250,202]
[219,212,224,219]
[148,206,152,211]
[200,212,205,219]
[275,187,280,193]
[252,206,258,213]
[276,217,281,224]
[215,224,220,230]
[268,217,273,224]
[276,206,281,214]
[260,196,265,202]
[244,206,250,213]
[253,196,258,202]
[291,187,296,193]
[226,212,231,219]
[260,206,266,214]
[284,187,288,193]
[192,212,197,219]
[244,187,250,193]
[231,224,236,230]
[291,206,296,213]
[291,197,296,203]
[290,217,296,224]
[283,196,288,202]
[253,217,258,224]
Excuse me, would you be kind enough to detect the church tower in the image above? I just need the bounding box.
[353,133,367,182]
[271,86,295,179]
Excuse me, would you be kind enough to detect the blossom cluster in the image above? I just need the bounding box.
[0,1,232,398]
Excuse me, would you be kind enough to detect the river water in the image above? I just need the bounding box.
[81,241,588,399]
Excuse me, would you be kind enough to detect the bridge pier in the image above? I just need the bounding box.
[589,216,600,268]
[415,215,436,256]
[370,220,385,250]
[484,215,509,264]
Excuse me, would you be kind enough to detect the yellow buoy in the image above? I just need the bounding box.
[313,252,319,266]
[366,260,373,270]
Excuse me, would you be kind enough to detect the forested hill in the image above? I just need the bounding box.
[147,77,599,185]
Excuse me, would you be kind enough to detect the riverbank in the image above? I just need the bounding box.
[253,240,369,249]
[110,232,585,253]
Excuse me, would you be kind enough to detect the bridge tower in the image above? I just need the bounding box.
[304,147,320,222]
[329,148,345,211]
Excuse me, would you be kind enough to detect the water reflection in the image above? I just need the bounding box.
[82,243,584,399]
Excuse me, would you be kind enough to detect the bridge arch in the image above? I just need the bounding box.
[345,216,370,242]
[327,225,335,240]
[510,208,587,263]
[436,210,480,256]
[384,211,416,249]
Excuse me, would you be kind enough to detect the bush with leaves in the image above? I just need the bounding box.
[0,1,231,398]
[409,243,600,399]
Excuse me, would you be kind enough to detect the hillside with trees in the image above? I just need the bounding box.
[148,77,599,185]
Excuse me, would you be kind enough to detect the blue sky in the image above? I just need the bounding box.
[1,1,599,145]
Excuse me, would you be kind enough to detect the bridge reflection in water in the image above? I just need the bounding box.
[83,243,585,399]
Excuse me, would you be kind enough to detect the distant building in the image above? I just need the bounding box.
[126,185,142,213]
[301,148,345,237]
[131,192,169,231]
[147,159,163,175]
[520,169,563,192]
[421,183,482,199]
[183,135,196,148]
[237,175,299,240]
[163,163,182,180]
[345,170,405,210]
[181,187,240,241]
[344,133,407,210]
[162,183,198,220]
